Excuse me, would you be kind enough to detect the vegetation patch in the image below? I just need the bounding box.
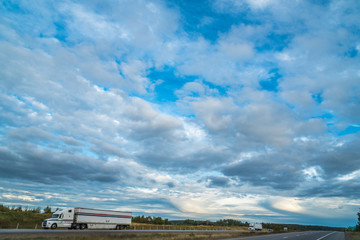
[0,205,52,229]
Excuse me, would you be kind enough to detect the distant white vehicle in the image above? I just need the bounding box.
[42,207,132,230]
[249,223,262,231]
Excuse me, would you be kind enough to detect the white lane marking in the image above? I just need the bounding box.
[283,237,288,239]
[316,232,336,240]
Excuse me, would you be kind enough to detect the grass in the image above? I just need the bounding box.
[130,223,249,231]
[346,232,360,240]
[0,231,268,240]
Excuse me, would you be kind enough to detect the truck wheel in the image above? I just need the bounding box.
[50,223,57,229]
[80,224,86,230]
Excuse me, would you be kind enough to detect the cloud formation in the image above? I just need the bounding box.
[1,0,359,227]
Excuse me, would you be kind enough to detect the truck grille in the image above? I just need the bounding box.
[42,221,47,227]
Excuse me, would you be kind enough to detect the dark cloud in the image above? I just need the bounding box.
[136,147,232,172]
[312,137,360,178]
[206,176,230,187]
[222,153,304,190]
[298,180,360,199]
[166,182,175,188]
[89,139,129,159]
[0,144,122,184]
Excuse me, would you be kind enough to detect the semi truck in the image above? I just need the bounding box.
[249,223,262,231]
[42,207,132,230]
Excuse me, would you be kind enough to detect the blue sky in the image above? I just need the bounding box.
[1,0,360,228]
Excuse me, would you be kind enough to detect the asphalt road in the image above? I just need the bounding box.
[222,231,344,240]
[0,229,344,240]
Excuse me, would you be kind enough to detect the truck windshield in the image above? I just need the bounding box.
[51,214,59,218]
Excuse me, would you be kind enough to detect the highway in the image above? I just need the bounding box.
[0,229,344,240]
[222,231,344,240]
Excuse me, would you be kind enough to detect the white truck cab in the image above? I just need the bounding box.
[43,208,74,229]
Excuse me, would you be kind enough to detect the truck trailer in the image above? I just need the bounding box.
[249,223,262,231]
[42,207,132,230]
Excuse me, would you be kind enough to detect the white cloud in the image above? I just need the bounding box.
[245,0,277,10]
[170,197,211,214]
[119,60,151,94]
[303,166,324,181]
[60,2,130,41]
[270,197,303,213]
[276,52,295,62]
[175,82,205,98]
[3,194,42,202]
[219,41,254,61]
[337,169,360,181]
[183,121,207,142]
[191,97,236,132]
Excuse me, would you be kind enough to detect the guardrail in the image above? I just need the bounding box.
[0,224,250,231]
[0,223,41,229]
[130,226,243,231]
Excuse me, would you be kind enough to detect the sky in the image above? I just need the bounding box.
[0,0,360,228]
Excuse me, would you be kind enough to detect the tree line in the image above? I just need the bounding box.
[357,209,360,231]
[131,216,249,227]
[1,205,359,231]
[132,216,344,231]
[132,215,170,225]
[0,205,52,228]
[0,205,52,213]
